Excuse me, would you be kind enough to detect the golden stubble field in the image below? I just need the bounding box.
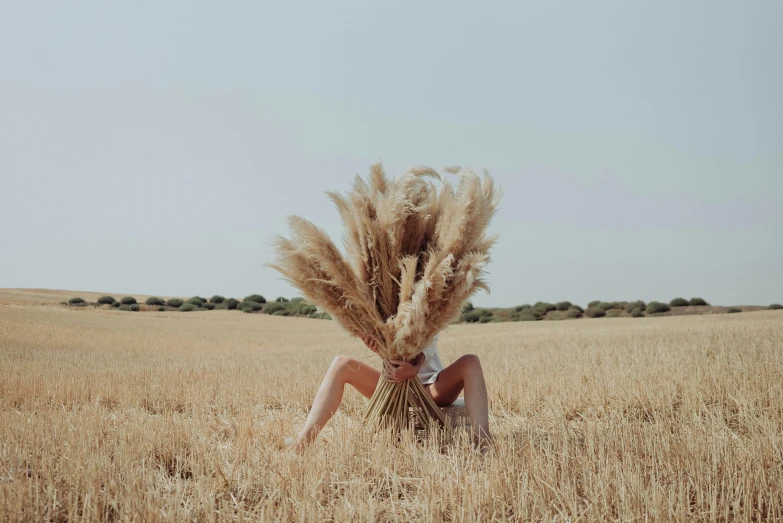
[1,292,782,522]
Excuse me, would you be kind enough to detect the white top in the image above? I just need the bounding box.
[417,334,444,385]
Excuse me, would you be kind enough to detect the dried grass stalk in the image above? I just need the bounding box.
[270,163,500,430]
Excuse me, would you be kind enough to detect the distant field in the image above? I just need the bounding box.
[1,291,782,521]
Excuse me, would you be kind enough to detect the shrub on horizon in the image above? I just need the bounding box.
[689,297,709,306]
[275,296,289,303]
[179,304,197,312]
[209,295,225,304]
[202,302,215,310]
[727,307,742,314]
[585,307,606,318]
[120,296,137,305]
[630,307,644,317]
[567,306,583,318]
[670,297,689,307]
[242,301,264,312]
[462,301,474,313]
[166,298,184,308]
[244,294,266,304]
[129,304,140,312]
[588,300,601,308]
[555,301,572,311]
[118,305,130,311]
[462,311,481,323]
[97,296,115,305]
[646,302,671,314]
[68,297,85,304]
[226,298,240,310]
[186,297,203,306]
[157,306,166,312]
[111,301,121,308]
[625,300,646,313]
[770,303,783,310]
[145,297,165,306]
[300,305,317,315]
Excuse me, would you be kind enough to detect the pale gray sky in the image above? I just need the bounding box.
[1,1,781,307]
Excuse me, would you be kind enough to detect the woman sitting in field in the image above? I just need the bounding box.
[292,334,490,452]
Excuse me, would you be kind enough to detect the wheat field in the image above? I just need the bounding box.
[1,294,782,521]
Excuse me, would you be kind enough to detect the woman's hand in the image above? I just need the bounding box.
[360,334,379,354]
[382,354,424,383]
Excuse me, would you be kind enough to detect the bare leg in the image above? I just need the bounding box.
[426,354,490,451]
[293,356,380,451]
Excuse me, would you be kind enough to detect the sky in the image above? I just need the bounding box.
[1,1,781,307]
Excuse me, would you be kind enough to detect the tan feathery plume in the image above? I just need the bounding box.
[270,163,501,430]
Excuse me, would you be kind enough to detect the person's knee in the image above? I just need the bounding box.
[329,355,357,375]
[459,354,483,371]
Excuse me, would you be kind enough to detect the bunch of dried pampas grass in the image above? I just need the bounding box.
[270,163,500,431]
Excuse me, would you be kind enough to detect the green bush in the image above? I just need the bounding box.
[588,300,601,308]
[533,302,556,313]
[646,302,671,314]
[157,306,166,312]
[462,311,482,323]
[598,302,623,311]
[585,307,606,318]
[214,303,227,310]
[567,307,583,318]
[605,309,623,318]
[462,301,475,313]
[689,297,709,306]
[179,304,197,312]
[275,296,289,303]
[118,305,130,311]
[770,304,783,310]
[261,302,283,314]
[120,296,137,305]
[129,304,140,312]
[202,302,215,310]
[209,295,225,304]
[68,297,85,304]
[727,307,741,314]
[546,311,571,321]
[97,296,116,305]
[111,301,121,308]
[479,315,492,323]
[300,305,317,315]
[670,297,689,307]
[166,298,184,307]
[244,294,266,304]
[630,307,644,317]
[145,296,165,306]
[555,301,572,311]
[625,300,646,313]
[186,297,203,306]
[60,301,68,305]
[519,313,539,321]
[273,310,291,316]
[240,301,264,312]
[226,298,240,310]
